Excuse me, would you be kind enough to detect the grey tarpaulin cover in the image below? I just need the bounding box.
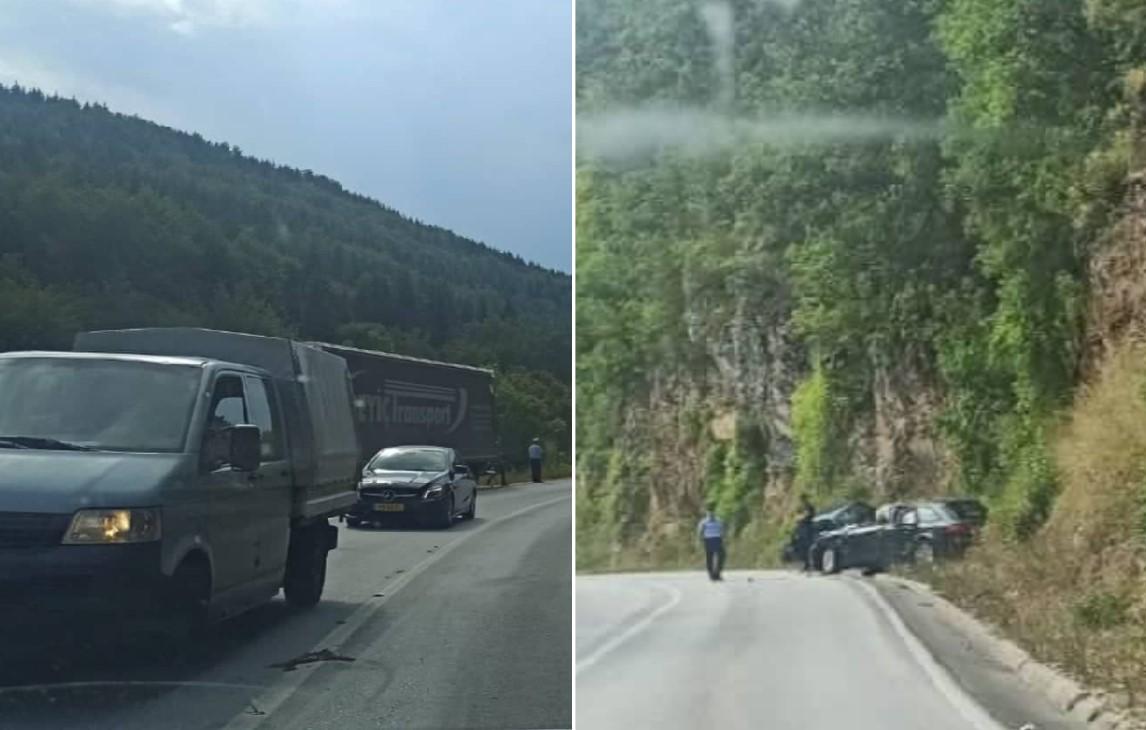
[75,327,360,519]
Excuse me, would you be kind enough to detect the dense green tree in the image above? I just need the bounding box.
[0,85,571,462]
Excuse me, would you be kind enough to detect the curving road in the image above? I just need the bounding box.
[577,571,1086,730]
[0,479,571,730]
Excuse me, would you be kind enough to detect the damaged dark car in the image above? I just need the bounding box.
[811,500,981,574]
[780,501,875,564]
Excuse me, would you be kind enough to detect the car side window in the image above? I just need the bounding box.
[917,507,942,525]
[243,375,283,460]
[202,374,247,471]
[898,509,919,527]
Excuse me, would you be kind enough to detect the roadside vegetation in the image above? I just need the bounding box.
[576,0,1146,706]
[0,86,571,467]
[929,345,1146,707]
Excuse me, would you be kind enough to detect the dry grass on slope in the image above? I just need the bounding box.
[931,345,1146,709]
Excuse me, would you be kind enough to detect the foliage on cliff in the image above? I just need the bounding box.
[576,0,1146,565]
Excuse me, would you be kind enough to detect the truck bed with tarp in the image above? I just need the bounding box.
[74,327,361,522]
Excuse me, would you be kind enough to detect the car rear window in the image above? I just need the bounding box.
[945,500,986,523]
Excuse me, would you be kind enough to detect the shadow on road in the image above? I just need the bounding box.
[0,596,361,725]
[341,517,487,534]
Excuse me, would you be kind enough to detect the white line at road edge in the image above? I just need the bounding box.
[847,576,1006,730]
[575,581,683,675]
[222,490,570,730]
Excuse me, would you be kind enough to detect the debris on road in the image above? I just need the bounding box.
[269,649,356,672]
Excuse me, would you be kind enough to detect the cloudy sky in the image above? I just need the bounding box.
[0,0,572,272]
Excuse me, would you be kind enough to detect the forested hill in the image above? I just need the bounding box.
[0,84,570,384]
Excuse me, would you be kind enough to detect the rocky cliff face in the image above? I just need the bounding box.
[630,270,949,541]
[1086,173,1146,370]
[687,290,802,479]
[864,351,948,497]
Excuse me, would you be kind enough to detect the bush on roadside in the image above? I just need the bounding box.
[931,345,1146,708]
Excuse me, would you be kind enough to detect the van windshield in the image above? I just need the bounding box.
[0,358,201,453]
[367,449,449,472]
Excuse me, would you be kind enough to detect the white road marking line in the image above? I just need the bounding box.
[847,576,1007,730]
[575,581,683,675]
[222,492,570,730]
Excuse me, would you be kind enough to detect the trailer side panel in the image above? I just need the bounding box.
[316,344,498,463]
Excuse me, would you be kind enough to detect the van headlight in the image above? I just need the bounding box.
[63,508,162,544]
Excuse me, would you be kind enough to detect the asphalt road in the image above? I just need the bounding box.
[577,570,1086,730]
[0,479,571,730]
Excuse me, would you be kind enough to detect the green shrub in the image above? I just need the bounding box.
[792,366,844,495]
[1072,591,1132,630]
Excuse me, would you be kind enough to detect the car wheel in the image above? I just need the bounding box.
[821,545,840,574]
[165,557,210,643]
[913,541,935,566]
[346,516,362,528]
[284,528,329,608]
[463,490,476,520]
[436,495,455,529]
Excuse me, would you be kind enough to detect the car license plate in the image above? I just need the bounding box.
[374,503,404,512]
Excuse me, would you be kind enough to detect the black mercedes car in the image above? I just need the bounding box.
[347,446,477,529]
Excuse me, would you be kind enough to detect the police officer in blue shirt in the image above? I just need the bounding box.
[528,438,543,483]
[696,504,725,581]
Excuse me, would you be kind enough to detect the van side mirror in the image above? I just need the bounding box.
[230,425,262,472]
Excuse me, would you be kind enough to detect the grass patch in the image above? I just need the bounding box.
[930,344,1146,709]
[489,460,572,486]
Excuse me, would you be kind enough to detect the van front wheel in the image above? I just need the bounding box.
[158,556,210,646]
[284,526,330,608]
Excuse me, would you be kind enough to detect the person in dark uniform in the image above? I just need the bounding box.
[696,504,726,581]
[797,494,816,572]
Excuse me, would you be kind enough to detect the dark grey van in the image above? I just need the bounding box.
[0,328,360,631]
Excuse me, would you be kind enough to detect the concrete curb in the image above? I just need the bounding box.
[875,575,1143,730]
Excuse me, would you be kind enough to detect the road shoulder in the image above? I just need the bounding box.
[868,573,1143,730]
[223,485,571,730]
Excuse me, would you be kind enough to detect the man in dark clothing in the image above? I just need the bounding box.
[528,438,543,483]
[696,505,725,581]
[797,494,816,572]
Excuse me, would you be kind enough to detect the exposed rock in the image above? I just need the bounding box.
[1085,173,1146,371]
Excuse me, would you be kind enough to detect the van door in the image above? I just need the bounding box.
[242,374,292,583]
[201,372,261,597]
